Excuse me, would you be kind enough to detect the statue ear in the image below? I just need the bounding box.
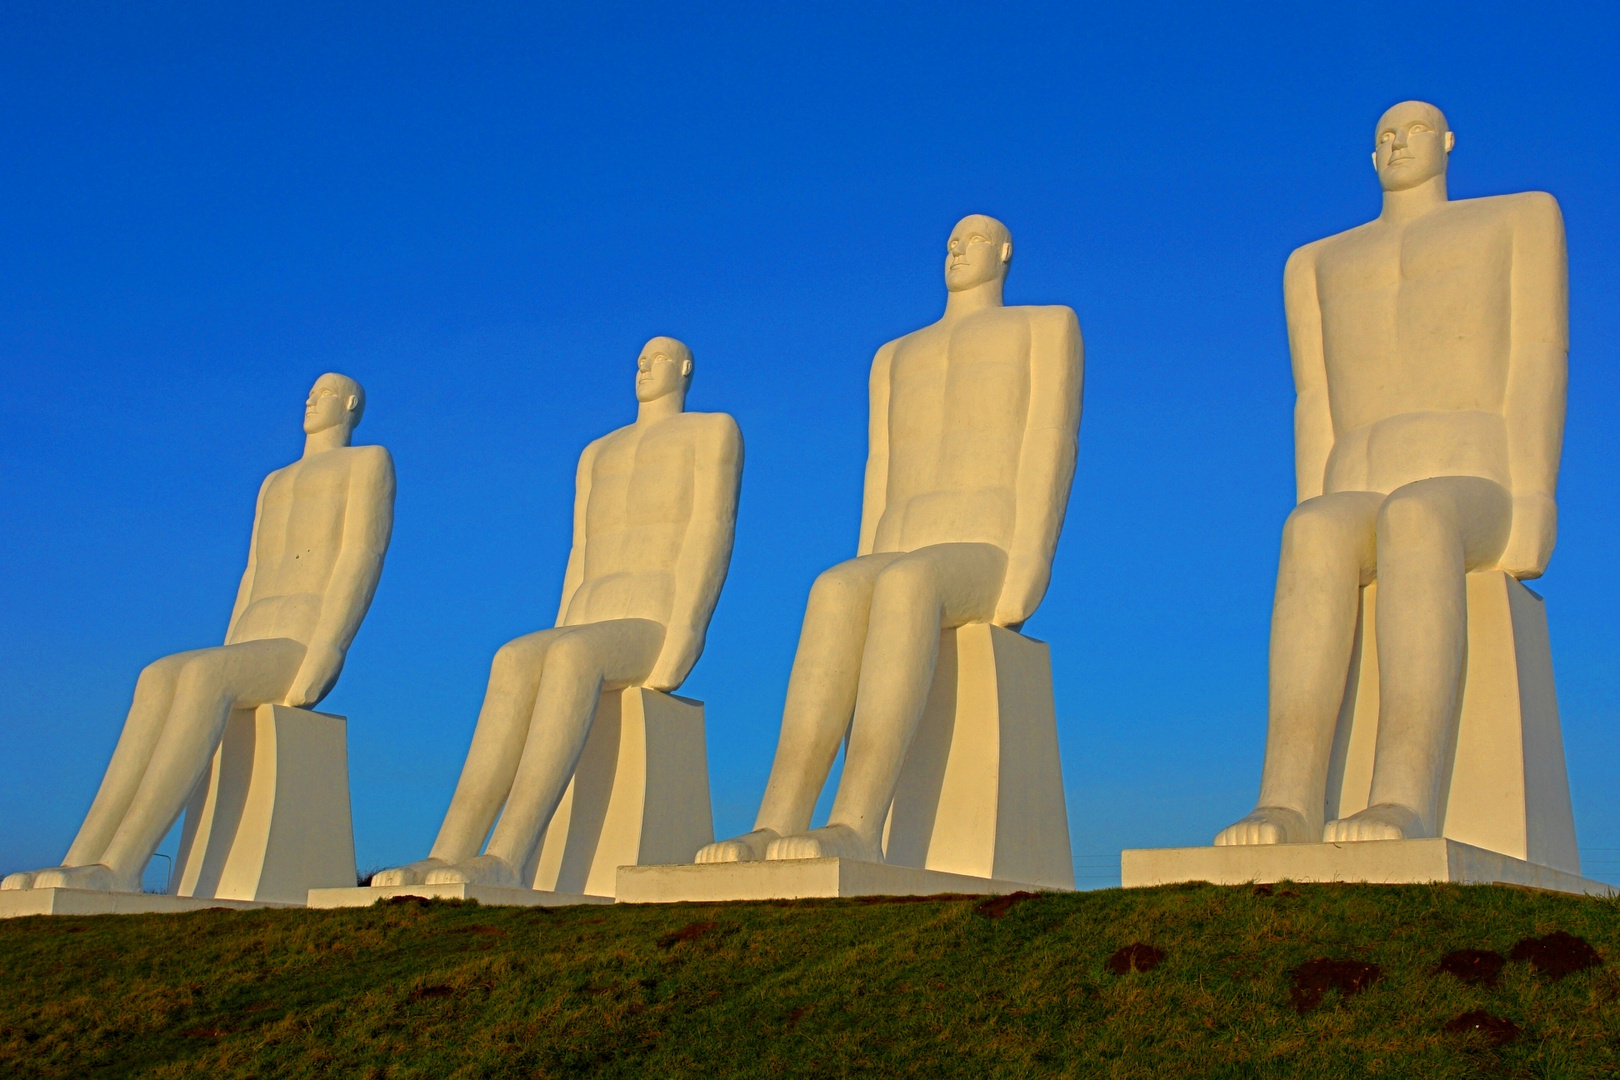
[681,358,694,379]
[346,395,359,415]
[1000,241,1012,264]
[1444,130,1455,153]
[1371,149,1378,171]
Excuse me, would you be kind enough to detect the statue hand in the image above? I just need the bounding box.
[284,645,345,708]
[1499,493,1558,580]
[645,629,697,693]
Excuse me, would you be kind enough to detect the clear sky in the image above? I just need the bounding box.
[2,2,1616,889]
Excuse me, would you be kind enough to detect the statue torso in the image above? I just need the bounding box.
[230,446,374,645]
[1311,194,1531,494]
[873,306,1045,553]
[564,413,707,626]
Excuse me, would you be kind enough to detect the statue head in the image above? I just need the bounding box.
[944,214,1012,293]
[635,336,694,404]
[304,372,365,436]
[1372,100,1454,192]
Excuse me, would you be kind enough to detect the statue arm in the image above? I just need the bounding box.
[1500,192,1569,579]
[646,415,744,691]
[284,447,397,707]
[224,472,273,644]
[1284,244,1333,504]
[856,341,896,557]
[554,439,601,627]
[994,307,1083,628]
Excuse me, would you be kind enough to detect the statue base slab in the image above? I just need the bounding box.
[0,887,293,919]
[616,857,1049,903]
[1120,839,1612,896]
[306,883,614,908]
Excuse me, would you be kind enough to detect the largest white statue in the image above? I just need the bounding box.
[699,214,1082,866]
[3,374,395,894]
[1217,101,1568,847]
[374,336,742,890]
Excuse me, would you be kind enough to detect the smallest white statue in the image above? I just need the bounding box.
[374,336,742,890]
[4,374,395,893]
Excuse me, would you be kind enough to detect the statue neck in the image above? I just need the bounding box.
[303,426,353,457]
[1380,173,1449,225]
[943,277,1005,321]
[637,392,686,425]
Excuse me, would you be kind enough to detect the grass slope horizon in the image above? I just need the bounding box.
[2,883,1619,1078]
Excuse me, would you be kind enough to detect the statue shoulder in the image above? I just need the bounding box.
[1014,303,1080,334]
[680,410,743,445]
[1496,190,1562,231]
[346,443,392,466]
[1286,232,1340,275]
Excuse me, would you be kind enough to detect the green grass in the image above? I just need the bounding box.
[2,883,1619,1078]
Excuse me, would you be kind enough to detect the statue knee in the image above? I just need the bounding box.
[541,634,599,681]
[490,639,535,682]
[807,562,871,617]
[870,557,936,613]
[1377,487,1453,553]
[135,654,187,696]
[171,654,228,706]
[1280,500,1362,565]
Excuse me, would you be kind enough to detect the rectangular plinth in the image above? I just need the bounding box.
[1121,839,1612,897]
[306,883,615,909]
[0,888,292,919]
[615,857,1044,904]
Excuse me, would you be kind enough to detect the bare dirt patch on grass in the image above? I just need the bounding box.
[1438,948,1506,986]
[1510,931,1603,980]
[1105,943,1165,975]
[1289,957,1381,1013]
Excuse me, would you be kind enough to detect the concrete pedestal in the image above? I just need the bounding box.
[882,624,1075,889]
[171,703,357,905]
[307,882,613,908]
[0,888,293,919]
[616,857,1035,903]
[524,686,713,897]
[1328,572,1579,871]
[1121,838,1611,896]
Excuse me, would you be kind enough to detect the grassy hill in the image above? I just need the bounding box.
[2,882,1618,1078]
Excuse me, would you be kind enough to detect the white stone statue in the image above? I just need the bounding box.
[698,214,1082,866]
[374,336,742,889]
[1216,101,1568,847]
[3,374,395,893]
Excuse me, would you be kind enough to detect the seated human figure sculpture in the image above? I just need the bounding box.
[1216,101,1567,847]
[697,214,1082,866]
[374,336,742,890]
[2,374,395,893]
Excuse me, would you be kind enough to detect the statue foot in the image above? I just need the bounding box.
[423,854,522,888]
[1,870,37,890]
[370,859,448,887]
[765,824,881,863]
[695,829,779,864]
[1324,803,1425,843]
[32,864,135,892]
[1214,806,1313,846]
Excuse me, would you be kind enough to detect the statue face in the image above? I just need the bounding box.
[944,218,1011,292]
[635,346,691,403]
[303,377,353,435]
[1373,102,1453,192]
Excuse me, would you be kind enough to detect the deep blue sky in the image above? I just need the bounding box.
[3,2,1616,889]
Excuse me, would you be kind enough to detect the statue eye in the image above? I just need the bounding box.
[1379,131,1393,143]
